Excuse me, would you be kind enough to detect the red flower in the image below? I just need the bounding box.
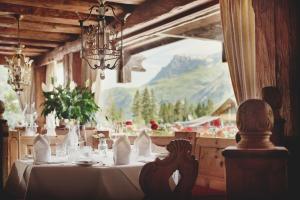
[150,119,156,124]
[151,123,159,130]
[211,119,222,127]
[125,121,132,125]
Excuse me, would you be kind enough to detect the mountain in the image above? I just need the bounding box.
[102,53,234,118]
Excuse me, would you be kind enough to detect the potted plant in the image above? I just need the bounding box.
[42,80,99,125]
[41,80,99,146]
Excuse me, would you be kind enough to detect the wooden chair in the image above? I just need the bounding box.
[139,139,199,200]
[175,131,197,155]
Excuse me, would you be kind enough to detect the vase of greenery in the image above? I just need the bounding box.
[42,80,99,147]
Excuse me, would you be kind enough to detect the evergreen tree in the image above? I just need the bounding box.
[149,89,157,120]
[159,103,168,123]
[182,99,190,121]
[174,100,183,121]
[132,90,142,122]
[167,103,175,123]
[141,87,152,124]
[107,99,118,122]
[206,98,214,114]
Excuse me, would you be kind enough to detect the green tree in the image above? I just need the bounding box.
[159,103,167,123]
[149,89,157,120]
[206,98,214,114]
[141,87,152,123]
[106,99,118,122]
[132,90,142,122]
[174,100,183,121]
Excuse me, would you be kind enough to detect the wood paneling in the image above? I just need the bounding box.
[195,137,236,191]
[253,0,300,136]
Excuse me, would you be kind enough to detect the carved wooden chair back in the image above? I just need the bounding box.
[139,139,198,200]
[175,131,197,155]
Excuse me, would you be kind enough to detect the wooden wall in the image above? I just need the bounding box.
[253,0,300,136]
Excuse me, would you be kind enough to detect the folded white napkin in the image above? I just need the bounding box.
[33,134,51,164]
[113,135,131,165]
[134,130,152,157]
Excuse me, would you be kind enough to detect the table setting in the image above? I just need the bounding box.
[4,130,170,200]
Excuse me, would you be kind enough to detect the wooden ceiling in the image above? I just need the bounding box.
[0,0,221,65]
[0,0,144,58]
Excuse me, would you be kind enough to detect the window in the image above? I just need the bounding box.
[0,65,23,128]
[100,39,237,138]
[54,61,64,86]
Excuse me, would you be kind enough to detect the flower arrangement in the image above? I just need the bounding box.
[41,80,99,125]
[150,119,159,130]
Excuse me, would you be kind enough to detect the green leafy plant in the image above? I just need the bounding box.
[42,82,99,125]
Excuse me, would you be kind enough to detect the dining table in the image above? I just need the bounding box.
[4,147,169,200]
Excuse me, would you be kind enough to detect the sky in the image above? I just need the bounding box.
[94,38,221,90]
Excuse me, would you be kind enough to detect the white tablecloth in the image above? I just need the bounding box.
[5,159,146,200]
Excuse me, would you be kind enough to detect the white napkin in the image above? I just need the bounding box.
[113,135,131,165]
[33,135,51,164]
[134,130,152,157]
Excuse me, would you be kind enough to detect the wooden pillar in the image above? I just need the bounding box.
[222,99,288,200]
[72,51,84,87]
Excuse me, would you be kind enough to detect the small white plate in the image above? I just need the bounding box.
[73,161,99,167]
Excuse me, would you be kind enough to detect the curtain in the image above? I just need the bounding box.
[220,0,256,104]
[18,64,36,111]
[45,61,57,85]
[93,69,102,107]
[63,53,73,85]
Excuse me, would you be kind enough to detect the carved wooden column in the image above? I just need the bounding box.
[222,99,288,200]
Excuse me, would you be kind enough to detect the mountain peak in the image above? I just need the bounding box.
[149,55,208,84]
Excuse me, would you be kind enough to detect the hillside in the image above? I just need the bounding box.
[102,54,234,118]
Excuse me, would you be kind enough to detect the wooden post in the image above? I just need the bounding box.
[222,99,288,200]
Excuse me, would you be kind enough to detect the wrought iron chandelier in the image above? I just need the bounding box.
[5,14,33,94]
[79,0,124,79]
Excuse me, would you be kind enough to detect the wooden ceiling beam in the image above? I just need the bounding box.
[36,40,81,66]
[0,3,97,21]
[21,15,96,26]
[107,0,145,5]
[0,0,124,16]
[0,45,50,53]
[0,17,81,34]
[0,27,75,42]
[0,51,41,57]
[124,0,218,34]
[0,37,60,48]
[123,2,220,46]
